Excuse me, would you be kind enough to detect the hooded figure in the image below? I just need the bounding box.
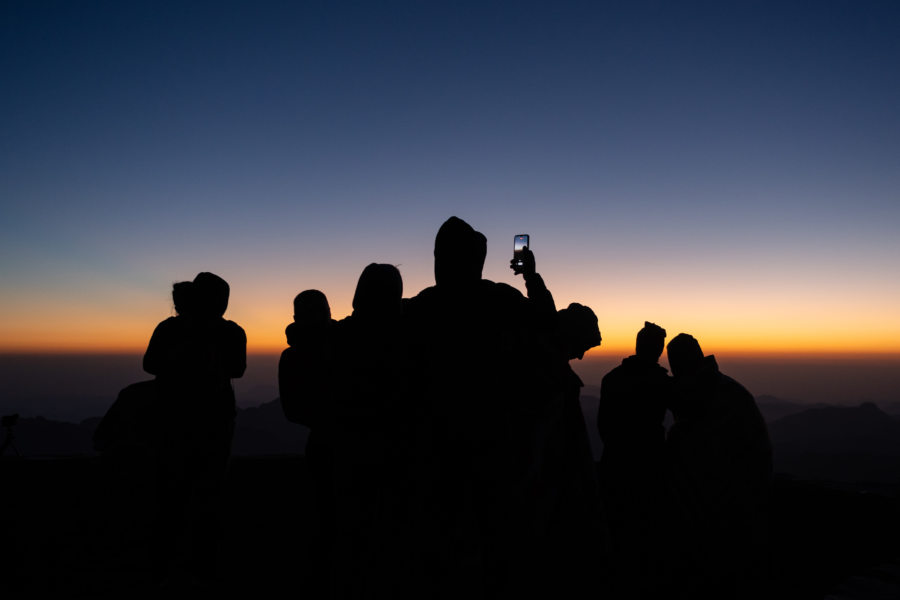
[433,216,488,288]
[277,288,337,596]
[530,302,604,597]
[279,289,335,428]
[665,333,772,598]
[328,263,408,598]
[403,216,559,597]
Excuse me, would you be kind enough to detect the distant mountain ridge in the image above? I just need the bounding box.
[756,394,828,422]
[769,402,900,483]
[230,399,308,455]
[5,395,900,486]
[770,402,900,453]
[2,415,98,457]
[1,399,308,458]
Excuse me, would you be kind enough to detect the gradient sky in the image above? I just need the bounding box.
[2,0,899,355]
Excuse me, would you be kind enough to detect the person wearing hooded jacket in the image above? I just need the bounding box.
[665,333,772,599]
[278,266,411,598]
[402,217,558,598]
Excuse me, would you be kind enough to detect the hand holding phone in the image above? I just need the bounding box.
[511,234,533,276]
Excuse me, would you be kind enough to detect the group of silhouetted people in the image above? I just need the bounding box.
[107,272,247,586]
[598,323,773,599]
[119,216,772,599]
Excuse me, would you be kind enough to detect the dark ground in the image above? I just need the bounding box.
[1,456,899,598]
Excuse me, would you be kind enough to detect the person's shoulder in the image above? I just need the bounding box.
[334,314,370,345]
[222,319,247,337]
[409,285,438,301]
[333,314,355,333]
[717,373,759,415]
[279,345,295,363]
[479,280,527,309]
[481,279,523,296]
[600,363,631,394]
[225,319,244,330]
[620,358,656,375]
[720,372,751,395]
[149,316,183,338]
[154,316,180,328]
[404,286,439,314]
[602,362,626,381]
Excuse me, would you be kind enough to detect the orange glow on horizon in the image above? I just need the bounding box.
[3,328,898,357]
[2,275,898,356]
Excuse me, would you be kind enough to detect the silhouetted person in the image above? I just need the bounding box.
[403,217,557,598]
[172,279,195,317]
[144,273,246,586]
[280,289,335,428]
[507,244,556,315]
[665,333,772,599]
[278,288,336,596]
[327,263,408,599]
[95,282,200,458]
[278,268,410,599]
[533,302,605,597]
[555,302,603,506]
[597,321,671,598]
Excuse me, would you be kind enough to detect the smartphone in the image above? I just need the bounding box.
[513,234,529,270]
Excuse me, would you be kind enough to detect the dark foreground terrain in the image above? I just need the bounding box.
[2,456,899,599]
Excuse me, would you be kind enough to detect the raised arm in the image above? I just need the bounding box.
[510,247,556,314]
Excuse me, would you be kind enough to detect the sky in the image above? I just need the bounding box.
[2,0,899,357]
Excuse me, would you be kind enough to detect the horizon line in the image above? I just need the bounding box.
[3,348,899,360]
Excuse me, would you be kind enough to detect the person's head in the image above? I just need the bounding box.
[193,272,230,318]
[636,321,666,361]
[293,289,331,325]
[558,302,602,360]
[172,281,195,317]
[352,263,403,320]
[433,216,487,287]
[666,333,704,378]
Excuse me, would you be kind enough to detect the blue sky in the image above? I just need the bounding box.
[2,0,899,353]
